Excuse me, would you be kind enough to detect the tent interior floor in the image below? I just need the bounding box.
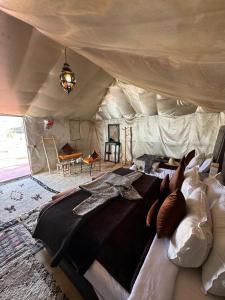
[33,161,127,192]
[35,249,84,300]
[0,160,126,300]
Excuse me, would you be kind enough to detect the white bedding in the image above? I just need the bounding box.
[85,237,178,300]
[149,168,175,179]
[85,260,129,300]
[85,237,223,300]
[128,237,178,300]
[173,268,222,300]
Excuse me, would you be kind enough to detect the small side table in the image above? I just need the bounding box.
[104,142,121,163]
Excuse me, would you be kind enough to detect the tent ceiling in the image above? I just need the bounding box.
[0,1,225,115]
[0,10,113,119]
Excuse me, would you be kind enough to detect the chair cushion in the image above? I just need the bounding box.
[60,143,74,155]
[91,150,99,160]
[58,152,83,161]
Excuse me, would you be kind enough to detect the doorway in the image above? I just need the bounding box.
[0,115,30,182]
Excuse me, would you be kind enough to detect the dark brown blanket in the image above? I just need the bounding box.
[33,168,160,291]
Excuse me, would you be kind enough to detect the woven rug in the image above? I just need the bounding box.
[0,176,57,225]
[33,171,94,192]
[0,211,68,300]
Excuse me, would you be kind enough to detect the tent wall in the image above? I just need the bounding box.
[3,1,225,112]
[93,113,225,162]
[95,81,198,120]
[24,116,92,174]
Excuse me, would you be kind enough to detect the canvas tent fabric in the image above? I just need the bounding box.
[1,1,225,113]
[1,2,225,173]
[0,10,113,119]
[95,81,198,120]
[93,113,225,162]
[24,117,93,173]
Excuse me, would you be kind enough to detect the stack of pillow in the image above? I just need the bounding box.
[146,150,225,297]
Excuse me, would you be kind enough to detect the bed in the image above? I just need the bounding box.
[33,168,161,299]
[33,163,225,300]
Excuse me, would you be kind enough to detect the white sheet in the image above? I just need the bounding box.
[85,237,178,300]
[128,237,178,300]
[173,268,222,300]
[85,238,222,300]
[84,260,129,300]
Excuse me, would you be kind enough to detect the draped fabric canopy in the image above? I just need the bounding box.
[0,10,113,118]
[0,1,225,118]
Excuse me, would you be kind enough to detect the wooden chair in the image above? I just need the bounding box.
[41,136,83,175]
[82,151,101,176]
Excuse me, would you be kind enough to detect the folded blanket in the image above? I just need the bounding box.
[73,171,143,216]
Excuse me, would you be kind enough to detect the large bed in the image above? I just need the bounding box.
[33,162,225,300]
[33,168,160,299]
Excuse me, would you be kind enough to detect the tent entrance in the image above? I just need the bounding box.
[0,115,30,182]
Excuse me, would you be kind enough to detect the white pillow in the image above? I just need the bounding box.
[202,176,225,297]
[182,167,201,199]
[168,186,213,268]
[199,157,213,173]
[186,153,205,169]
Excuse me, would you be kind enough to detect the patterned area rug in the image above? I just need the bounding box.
[33,162,119,192]
[0,176,57,225]
[0,211,68,300]
[33,171,95,192]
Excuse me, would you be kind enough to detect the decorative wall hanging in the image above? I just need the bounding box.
[43,118,54,130]
[59,47,76,94]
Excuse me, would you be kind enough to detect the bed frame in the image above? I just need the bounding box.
[45,155,225,300]
[47,247,99,300]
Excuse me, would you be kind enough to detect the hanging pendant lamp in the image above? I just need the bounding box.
[60,47,76,94]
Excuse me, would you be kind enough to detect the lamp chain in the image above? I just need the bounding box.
[65,47,67,63]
